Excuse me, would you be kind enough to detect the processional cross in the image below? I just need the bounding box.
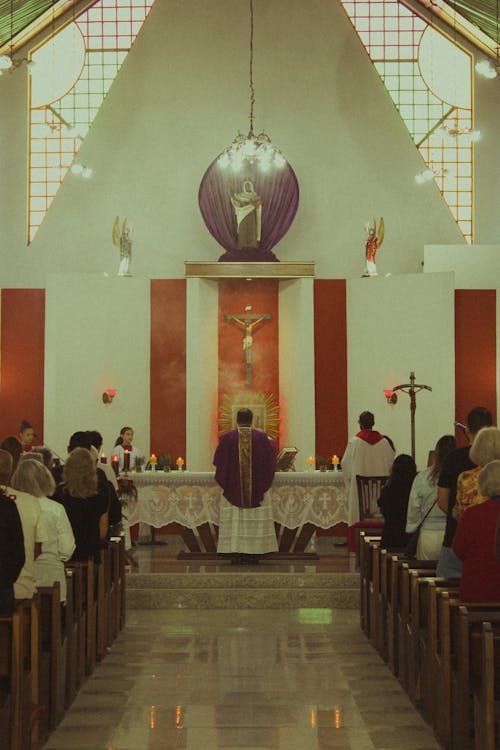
[226,305,271,387]
[392,371,432,460]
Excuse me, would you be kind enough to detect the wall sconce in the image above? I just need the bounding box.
[102,388,117,404]
[384,389,397,405]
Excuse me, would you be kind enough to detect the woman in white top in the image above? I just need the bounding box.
[113,426,141,472]
[11,458,75,602]
[406,434,457,560]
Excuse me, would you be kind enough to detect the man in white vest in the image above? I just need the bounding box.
[342,411,395,527]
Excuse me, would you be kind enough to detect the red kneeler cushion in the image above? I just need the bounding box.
[348,520,384,552]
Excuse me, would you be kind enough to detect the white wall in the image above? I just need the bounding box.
[346,273,455,469]
[424,244,500,288]
[279,278,316,470]
[0,0,463,288]
[186,278,219,470]
[44,273,150,458]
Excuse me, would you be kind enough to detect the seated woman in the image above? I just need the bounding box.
[54,448,109,564]
[406,434,457,560]
[378,454,417,550]
[11,458,75,603]
[453,459,500,601]
[0,488,25,615]
[112,426,141,472]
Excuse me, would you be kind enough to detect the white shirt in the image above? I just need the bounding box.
[342,434,395,525]
[5,486,47,599]
[35,496,76,602]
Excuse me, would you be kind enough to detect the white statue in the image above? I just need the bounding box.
[112,216,132,276]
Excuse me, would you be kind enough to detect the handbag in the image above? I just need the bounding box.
[404,499,437,558]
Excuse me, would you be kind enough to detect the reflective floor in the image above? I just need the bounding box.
[41,606,442,750]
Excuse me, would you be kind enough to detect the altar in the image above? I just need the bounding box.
[122,470,347,556]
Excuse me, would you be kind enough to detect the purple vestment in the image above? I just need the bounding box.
[213,427,277,509]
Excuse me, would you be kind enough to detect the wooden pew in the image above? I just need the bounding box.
[0,607,23,750]
[473,621,500,750]
[449,604,500,750]
[359,532,381,636]
[65,560,95,677]
[396,560,436,690]
[37,583,62,741]
[406,574,459,716]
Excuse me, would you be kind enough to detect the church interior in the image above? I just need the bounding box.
[1,0,500,747]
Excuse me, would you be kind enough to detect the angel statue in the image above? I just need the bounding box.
[364,217,384,277]
[112,216,132,277]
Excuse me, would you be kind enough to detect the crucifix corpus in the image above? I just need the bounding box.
[392,371,432,460]
[226,305,272,387]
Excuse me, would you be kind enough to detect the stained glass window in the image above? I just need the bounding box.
[29,0,154,243]
[340,0,474,243]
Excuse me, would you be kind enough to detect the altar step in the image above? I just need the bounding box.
[126,571,359,609]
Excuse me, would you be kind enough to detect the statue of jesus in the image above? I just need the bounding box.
[226,305,271,387]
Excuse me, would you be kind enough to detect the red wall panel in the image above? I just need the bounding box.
[455,290,497,441]
[0,289,45,442]
[218,279,279,434]
[150,280,186,459]
[314,280,348,461]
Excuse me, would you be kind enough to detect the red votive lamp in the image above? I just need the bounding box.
[100,453,107,464]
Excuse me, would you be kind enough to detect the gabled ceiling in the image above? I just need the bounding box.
[0,0,498,55]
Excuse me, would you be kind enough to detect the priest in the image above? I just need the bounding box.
[214,408,278,564]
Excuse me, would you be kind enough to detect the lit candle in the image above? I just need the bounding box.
[149,453,157,471]
[307,456,315,471]
[123,449,131,472]
[111,454,119,476]
[332,454,340,470]
[176,457,184,471]
[100,453,107,464]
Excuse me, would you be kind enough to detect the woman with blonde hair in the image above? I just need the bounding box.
[454,426,500,521]
[11,458,75,602]
[54,448,109,563]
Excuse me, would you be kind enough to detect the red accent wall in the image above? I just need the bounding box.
[0,289,45,441]
[150,280,186,459]
[455,289,497,443]
[218,279,279,429]
[314,280,348,460]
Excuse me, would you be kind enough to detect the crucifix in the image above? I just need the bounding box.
[392,371,432,460]
[226,305,272,387]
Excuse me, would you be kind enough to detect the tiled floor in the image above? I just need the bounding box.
[41,540,443,750]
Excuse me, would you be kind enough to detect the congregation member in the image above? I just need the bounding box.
[88,430,118,490]
[453,460,500,602]
[436,406,493,578]
[0,488,25,615]
[113,426,141,472]
[377,454,417,550]
[0,449,47,602]
[0,419,36,474]
[11,458,75,603]
[214,408,277,564]
[342,410,395,526]
[453,426,500,521]
[54,448,109,564]
[405,434,457,560]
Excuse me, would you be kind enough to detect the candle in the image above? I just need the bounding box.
[123,449,131,472]
[100,453,107,464]
[111,454,119,476]
[332,454,340,470]
[176,457,184,471]
[149,453,157,471]
[307,456,315,471]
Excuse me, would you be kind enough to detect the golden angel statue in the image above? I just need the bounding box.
[112,216,132,277]
[364,217,384,277]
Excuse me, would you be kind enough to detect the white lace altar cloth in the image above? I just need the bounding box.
[124,471,347,530]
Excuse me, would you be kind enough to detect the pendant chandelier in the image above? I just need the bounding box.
[218,0,286,173]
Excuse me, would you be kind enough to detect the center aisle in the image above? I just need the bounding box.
[41,608,442,750]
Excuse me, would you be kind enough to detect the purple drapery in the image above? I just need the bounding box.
[198,155,299,262]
